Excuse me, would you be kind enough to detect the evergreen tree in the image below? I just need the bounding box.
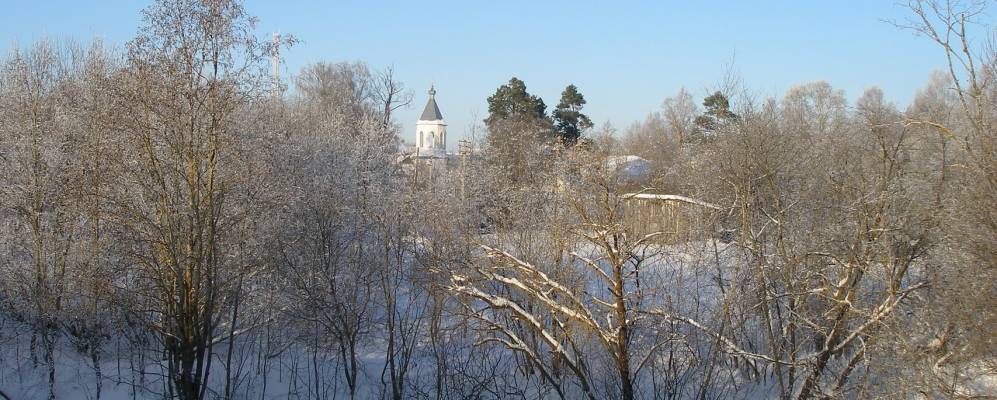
[483,78,552,186]
[484,77,548,128]
[694,91,738,135]
[552,84,594,146]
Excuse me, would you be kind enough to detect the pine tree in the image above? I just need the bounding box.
[693,91,738,136]
[484,77,548,128]
[552,84,594,146]
[482,78,553,186]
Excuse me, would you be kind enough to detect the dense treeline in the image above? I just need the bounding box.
[0,0,994,399]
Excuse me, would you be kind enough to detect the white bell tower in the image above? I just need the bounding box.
[415,86,446,157]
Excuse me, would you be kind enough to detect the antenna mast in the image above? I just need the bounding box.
[272,31,281,97]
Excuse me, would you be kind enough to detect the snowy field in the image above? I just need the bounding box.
[0,240,757,400]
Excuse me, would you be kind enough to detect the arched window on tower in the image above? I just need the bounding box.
[419,131,423,148]
[428,131,435,147]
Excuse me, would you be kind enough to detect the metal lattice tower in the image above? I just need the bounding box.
[271,31,280,97]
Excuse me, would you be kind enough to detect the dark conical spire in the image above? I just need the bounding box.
[420,86,443,120]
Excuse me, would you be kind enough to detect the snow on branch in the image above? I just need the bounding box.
[643,309,793,368]
[475,244,616,347]
[829,281,928,355]
[448,275,597,396]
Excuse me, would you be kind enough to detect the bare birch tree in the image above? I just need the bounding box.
[111,1,274,398]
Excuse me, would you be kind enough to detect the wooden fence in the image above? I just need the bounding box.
[621,193,723,244]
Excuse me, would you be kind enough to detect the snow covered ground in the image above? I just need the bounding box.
[0,335,409,400]
[4,238,990,399]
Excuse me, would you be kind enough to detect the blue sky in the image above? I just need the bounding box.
[1,1,985,143]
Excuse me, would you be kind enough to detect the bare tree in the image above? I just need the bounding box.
[0,41,75,400]
[443,147,726,400]
[884,1,997,397]
[662,88,700,146]
[111,1,275,398]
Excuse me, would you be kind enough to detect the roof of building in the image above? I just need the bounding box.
[419,86,443,121]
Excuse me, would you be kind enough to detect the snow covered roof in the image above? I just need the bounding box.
[621,193,722,210]
[606,155,645,165]
[607,155,651,182]
[419,87,443,121]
